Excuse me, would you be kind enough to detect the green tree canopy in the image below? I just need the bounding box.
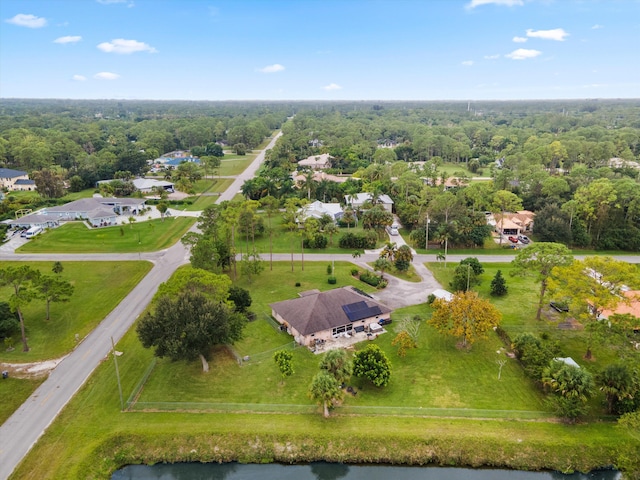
[511,242,573,320]
[137,289,245,372]
[352,344,392,387]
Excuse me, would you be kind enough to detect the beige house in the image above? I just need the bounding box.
[270,287,392,348]
[0,168,36,191]
[298,153,333,170]
[491,210,535,236]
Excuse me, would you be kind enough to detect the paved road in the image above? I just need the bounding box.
[0,135,282,480]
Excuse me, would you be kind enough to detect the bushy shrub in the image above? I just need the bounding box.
[328,276,337,284]
[359,271,380,287]
[303,233,328,249]
[339,232,376,250]
[427,294,436,305]
[350,268,359,276]
[512,332,561,381]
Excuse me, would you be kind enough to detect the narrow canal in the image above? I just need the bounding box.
[112,462,620,479]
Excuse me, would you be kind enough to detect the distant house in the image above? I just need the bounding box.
[345,192,394,213]
[132,178,174,193]
[599,290,640,320]
[270,286,392,348]
[422,176,470,191]
[298,153,333,170]
[9,213,60,229]
[292,170,347,185]
[608,157,640,170]
[0,168,36,191]
[489,210,535,236]
[297,200,343,223]
[41,197,146,227]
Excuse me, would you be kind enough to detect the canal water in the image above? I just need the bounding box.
[112,462,621,479]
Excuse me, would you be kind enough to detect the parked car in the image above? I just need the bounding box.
[518,235,530,244]
[387,224,399,236]
[378,318,392,326]
[550,301,569,312]
[508,236,519,243]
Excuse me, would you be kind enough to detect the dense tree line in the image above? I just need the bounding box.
[0,99,289,191]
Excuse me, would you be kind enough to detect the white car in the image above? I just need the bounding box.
[388,224,399,236]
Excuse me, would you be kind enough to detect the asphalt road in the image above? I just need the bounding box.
[0,137,285,480]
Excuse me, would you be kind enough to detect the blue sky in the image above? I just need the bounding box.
[1,0,638,100]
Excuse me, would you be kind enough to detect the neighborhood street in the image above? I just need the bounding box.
[1,129,640,479]
[0,133,285,480]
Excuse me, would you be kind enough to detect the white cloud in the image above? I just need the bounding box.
[462,60,474,66]
[505,48,542,60]
[484,54,500,60]
[94,72,120,80]
[466,0,523,9]
[97,39,157,54]
[526,28,569,41]
[5,13,47,28]
[513,36,527,43]
[72,75,87,81]
[322,83,342,91]
[258,64,285,73]
[591,24,603,30]
[54,35,82,44]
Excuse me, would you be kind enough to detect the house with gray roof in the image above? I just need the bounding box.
[345,192,394,213]
[297,200,343,223]
[270,286,392,348]
[41,197,146,227]
[0,168,36,191]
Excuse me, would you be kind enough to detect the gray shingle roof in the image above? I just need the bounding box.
[0,168,27,178]
[270,286,391,336]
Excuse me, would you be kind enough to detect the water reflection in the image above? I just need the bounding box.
[112,462,621,480]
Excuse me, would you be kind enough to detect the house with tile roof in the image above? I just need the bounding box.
[270,286,392,348]
[298,153,333,170]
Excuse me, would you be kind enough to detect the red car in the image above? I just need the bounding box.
[508,236,519,243]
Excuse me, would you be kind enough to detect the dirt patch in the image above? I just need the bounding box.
[1,356,65,379]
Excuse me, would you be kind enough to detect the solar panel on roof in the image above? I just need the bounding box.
[342,301,367,313]
[342,302,382,322]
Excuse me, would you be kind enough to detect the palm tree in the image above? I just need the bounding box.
[380,242,397,262]
[309,371,342,418]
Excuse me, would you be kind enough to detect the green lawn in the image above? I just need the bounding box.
[426,262,632,369]
[218,154,256,176]
[16,217,195,253]
[10,260,638,480]
[0,376,44,425]
[241,215,384,256]
[0,261,153,362]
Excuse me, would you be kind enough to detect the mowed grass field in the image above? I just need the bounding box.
[16,217,195,253]
[218,154,256,176]
[0,261,153,362]
[0,261,152,425]
[11,261,638,480]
